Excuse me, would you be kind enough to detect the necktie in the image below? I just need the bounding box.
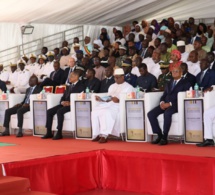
[24,87,34,104]
[66,68,72,84]
[51,71,56,80]
[200,71,204,83]
[171,80,176,91]
[106,78,109,84]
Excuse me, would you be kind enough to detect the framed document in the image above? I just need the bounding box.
[184,99,204,143]
[125,100,145,142]
[33,100,47,136]
[0,101,9,133]
[75,101,92,139]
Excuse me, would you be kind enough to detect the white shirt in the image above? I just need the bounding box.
[187,61,201,76]
[25,62,39,76]
[8,70,18,87]
[131,66,140,77]
[181,52,189,63]
[15,68,31,88]
[0,69,9,82]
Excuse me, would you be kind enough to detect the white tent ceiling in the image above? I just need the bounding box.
[0,0,215,26]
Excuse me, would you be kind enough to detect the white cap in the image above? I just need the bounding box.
[93,39,103,49]
[73,43,80,48]
[177,40,185,47]
[150,25,155,30]
[21,54,29,60]
[165,29,171,34]
[119,46,127,51]
[38,54,47,60]
[17,59,27,65]
[114,68,124,75]
[29,53,37,59]
[46,51,55,56]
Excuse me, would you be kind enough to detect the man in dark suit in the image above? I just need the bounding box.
[180,62,196,88]
[1,76,42,137]
[207,52,215,70]
[147,66,191,145]
[196,59,215,90]
[84,68,101,93]
[42,70,85,140]
[122,59,137,88]
[61,57,77,85]
[40,61,64,89]
[99,66,115,93]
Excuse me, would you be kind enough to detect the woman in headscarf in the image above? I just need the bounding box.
[169,50,182,71]
[151,19,160,35]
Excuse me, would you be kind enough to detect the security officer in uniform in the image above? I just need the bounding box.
[6,63,18,90]
[26,53,39,76]
[116,46,127,68]
[0,64,9,83]
[12,59,31,94]
[157,62,172,91]
[34,54,47,82]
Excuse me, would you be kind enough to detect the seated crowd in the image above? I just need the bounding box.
[0,17,215,145]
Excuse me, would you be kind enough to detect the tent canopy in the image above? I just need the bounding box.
[0,0,215,26]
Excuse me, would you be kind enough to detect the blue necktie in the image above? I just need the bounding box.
[171,80,176,91]
[24,87,34,104]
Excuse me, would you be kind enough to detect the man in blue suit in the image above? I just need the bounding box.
[147,66,191,145]
[196,59,215,90]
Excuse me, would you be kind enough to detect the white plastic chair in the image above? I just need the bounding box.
[10,94,38,132]
[145,92,186,141]
[46,93,75,136]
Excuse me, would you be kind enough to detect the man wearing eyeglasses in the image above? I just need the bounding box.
[147,66,191,145]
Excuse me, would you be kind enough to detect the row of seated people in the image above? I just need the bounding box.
[0,66,214,147]
[1,49,214,98]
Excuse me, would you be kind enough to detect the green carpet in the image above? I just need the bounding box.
[0,143,15,147]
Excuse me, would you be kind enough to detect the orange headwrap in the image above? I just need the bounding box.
[171,49,181,61]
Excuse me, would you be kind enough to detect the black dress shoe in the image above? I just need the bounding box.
[41,134,53,139]
[1,131,10,136]
[16,132,23,137]
[99,137,107,143]
[92,135,100,142]
[151,137,162,144]
[52,133,63,140]
[196,139,214,147]
[159,139,168,145]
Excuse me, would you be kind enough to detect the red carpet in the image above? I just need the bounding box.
[1,136,215,195]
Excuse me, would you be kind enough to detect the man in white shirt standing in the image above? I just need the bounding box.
[91,68,134,143]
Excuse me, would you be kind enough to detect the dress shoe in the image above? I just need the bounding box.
[92,135,100,142]
[52,133,63,140]
[99,137,107,143]
[151,136,162,144]
[159,139,168,145]
[1,131,10,136]
[41,133,53,139]
[196,139,214,147]
[16,132,23,137]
